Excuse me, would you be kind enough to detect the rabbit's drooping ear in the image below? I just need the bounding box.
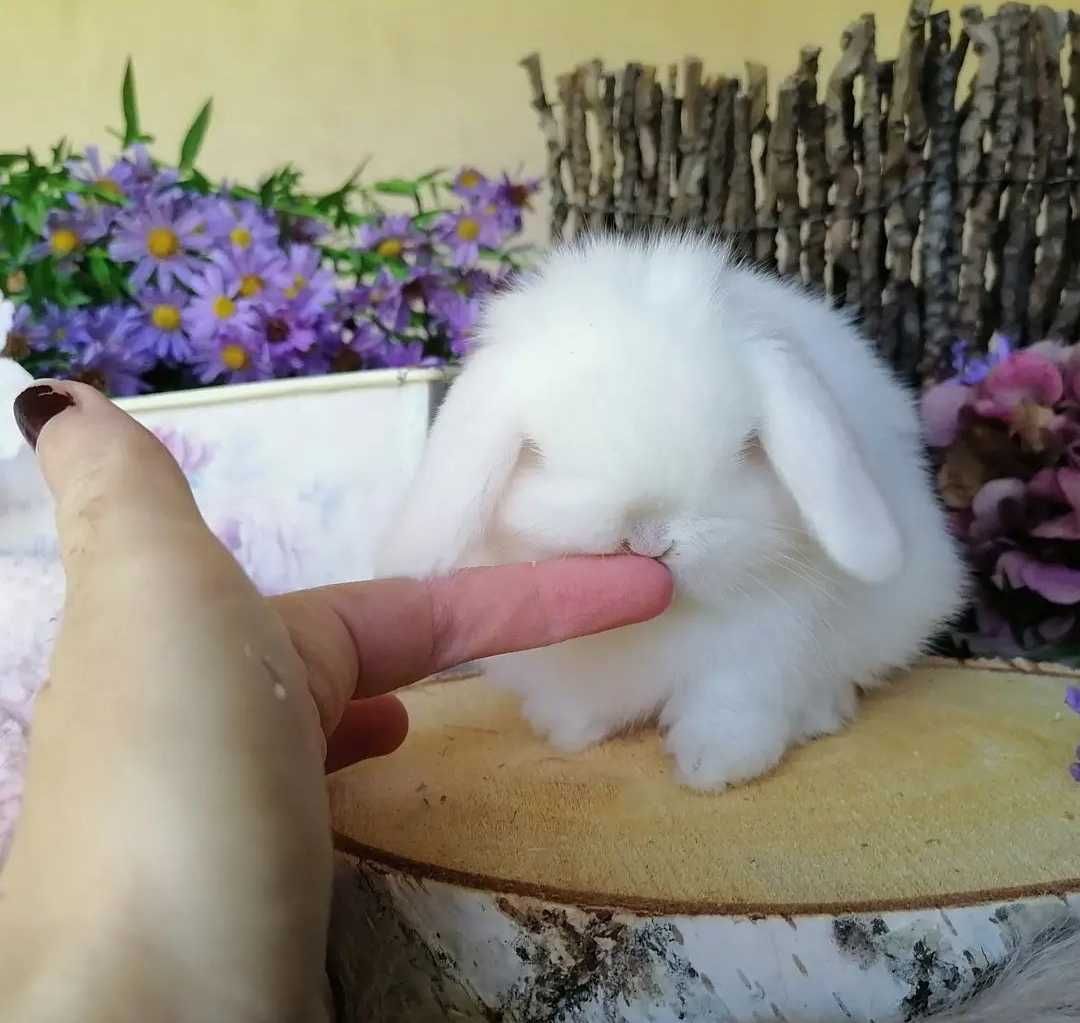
[374,350,524,579]
[747,338,904,584]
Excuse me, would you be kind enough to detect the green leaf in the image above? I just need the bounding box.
[121,58,141,147]
[86,248,113,291]
[411,209,451,228]
[373,178,421,197]
[179,99,213,172]
[383,257,410,279]
[185,168,212,194]
[258,177,276,206]
[49,139,70,166]
[319,161,367,198]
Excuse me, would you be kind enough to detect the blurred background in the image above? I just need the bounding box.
[7,0,963,239]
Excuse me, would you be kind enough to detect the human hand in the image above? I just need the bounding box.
[0,381,672,1023]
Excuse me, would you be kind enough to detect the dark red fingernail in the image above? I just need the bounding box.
[13,385,74,449]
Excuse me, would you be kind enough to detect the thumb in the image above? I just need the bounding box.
[6,382,335,1018]
[14,380,215,569]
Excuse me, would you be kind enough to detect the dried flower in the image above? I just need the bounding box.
[1,305,44,361]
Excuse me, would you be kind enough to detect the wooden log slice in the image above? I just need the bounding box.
[327,659,1080,1022]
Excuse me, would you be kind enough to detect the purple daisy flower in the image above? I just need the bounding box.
[212,244,287,303]
[349,270,410,333]
[357,214,424,260]
[133,287,192,361]
[488,173,542,231]
[120,145,180,200]
[109,195,210,290]
[184,263,256,342]
[427,287,480,357]
[458,267,499,296]
[278,214,326,246]
[377,338,427,369]
[373,337,443,370]
[950,334,1014,386]
[31,205,107,263]
[67,305,151,396]
[36,305,88,356]
[436,206,504,267]
[68,145,134,202]
[251,302,320,373]
[276,244,336,313]
[190,326,271,385]
[342,319,387,358]
[450,167,494,202]
[292,343,334,378]
[1067,685,1080,715]
[201,197,279,253]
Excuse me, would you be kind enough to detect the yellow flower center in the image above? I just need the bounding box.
[212,295,236,319]
[456,217,480,242]
[50,228,79,256]
[221,343,249,370]
[457,169,481,189]
[239,274,263,297]
[147,227,179,260]
[151,303,181,331]
[230,226,252,249]
[96,178,123,198]
[284,275,307,300]
[376,237,404,259]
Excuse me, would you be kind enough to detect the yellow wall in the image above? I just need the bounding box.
[5,2,961,211]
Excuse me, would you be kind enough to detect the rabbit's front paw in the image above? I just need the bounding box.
[522,697,614,753]
[666,710,789,790]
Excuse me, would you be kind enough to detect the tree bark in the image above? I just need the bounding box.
[920,12,967,379]
[519,53,569,242]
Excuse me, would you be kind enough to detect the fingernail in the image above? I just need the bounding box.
[13,385,75,449]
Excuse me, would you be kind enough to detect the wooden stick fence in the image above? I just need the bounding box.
[520,2,1080,382]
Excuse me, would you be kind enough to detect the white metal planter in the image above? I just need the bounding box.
[0,365,450,860]
[326,659,1080,1022]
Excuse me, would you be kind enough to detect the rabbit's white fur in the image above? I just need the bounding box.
[376,233,967,789]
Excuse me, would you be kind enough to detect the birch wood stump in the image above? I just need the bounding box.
[326,659,1080,1022]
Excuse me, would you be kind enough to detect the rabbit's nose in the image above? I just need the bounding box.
[621,523,674,560]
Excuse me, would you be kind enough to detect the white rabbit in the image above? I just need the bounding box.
[375,232,968,789]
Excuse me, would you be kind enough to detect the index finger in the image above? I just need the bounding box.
[275,556,672,731]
